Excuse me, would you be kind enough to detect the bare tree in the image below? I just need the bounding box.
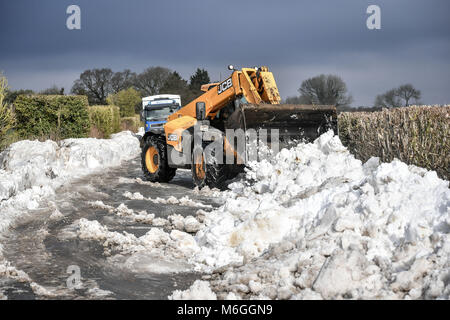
[40,85,64,95]
[298,74,353,107]
[134,66,172,96]
[374,84,421,108]
[111,69,136,93]
[71,68,114,105]
[375,89,401,108]
[284,96,303,104]
[397,84,421,106]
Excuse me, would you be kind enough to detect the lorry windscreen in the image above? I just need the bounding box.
[144,106,178,120]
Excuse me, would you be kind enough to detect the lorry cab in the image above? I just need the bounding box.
[141,94,181,133]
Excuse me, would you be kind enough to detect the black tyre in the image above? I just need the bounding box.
[226,163,245,180]
[191,146,228,190]
[141,136,176,182]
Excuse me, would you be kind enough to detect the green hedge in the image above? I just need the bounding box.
[120,114,142,133]
[14,95,90,140]
[88,105,121,138]
[107,88,141,118]
[0,76,15,151]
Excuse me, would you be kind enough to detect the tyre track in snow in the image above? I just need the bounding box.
[0,157,222,299]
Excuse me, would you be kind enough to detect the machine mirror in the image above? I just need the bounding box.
[196,102,206,120]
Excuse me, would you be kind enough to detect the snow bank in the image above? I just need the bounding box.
[179,131,449,299]
[0,131,140,241]
[122,191,212,209]
[75,218,199,273]
[88,201,204,232]
[169,280,217,300]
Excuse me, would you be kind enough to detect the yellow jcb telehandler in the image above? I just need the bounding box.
[140,66,337,189]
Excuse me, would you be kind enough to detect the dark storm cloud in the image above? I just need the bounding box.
[1,0,449,105]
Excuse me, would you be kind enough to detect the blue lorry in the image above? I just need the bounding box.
[141,94,181,133]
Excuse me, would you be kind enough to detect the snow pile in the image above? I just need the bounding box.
[136,127,145,137]
[179,131,449,299]
[88,201,204,232]
[0,131,140,239]
[193,186,223,198]
[118,177,169,188]
[75,218,200,273]
[169,280,217,300]
[74,200,208,273]
[123,191,212,208]
[89,200,155,224]
[77,217,201,258]
[167,213,205,233]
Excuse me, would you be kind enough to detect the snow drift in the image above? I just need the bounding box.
[174,131,449,300]
[0,131,140,241]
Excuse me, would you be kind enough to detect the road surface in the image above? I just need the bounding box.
[0,157,222,299]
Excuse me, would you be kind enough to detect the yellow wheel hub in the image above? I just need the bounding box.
[145,146,159,173]
[195,153,205,180]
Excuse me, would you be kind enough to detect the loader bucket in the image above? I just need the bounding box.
[238,104,337,146]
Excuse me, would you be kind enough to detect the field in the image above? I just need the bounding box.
[338,106,449,180]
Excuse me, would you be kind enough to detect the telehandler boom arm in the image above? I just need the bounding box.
[164,66,336,152]
[167,67,281,122]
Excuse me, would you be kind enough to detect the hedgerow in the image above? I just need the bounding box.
[13,95,90,140]
[338,106,449,180]
[88,105,121,138]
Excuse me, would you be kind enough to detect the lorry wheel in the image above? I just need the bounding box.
[191,146,228,190]
[141,136,176,182]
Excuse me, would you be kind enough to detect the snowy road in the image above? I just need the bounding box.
[0,157,221,299]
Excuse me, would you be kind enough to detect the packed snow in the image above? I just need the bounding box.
[88,200,205,232]
[169,280,217,300]
[172,131,449,300]
[122,191,212,208]
[73,218,199,273]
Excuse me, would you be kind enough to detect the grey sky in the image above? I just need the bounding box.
[1,0,449,106]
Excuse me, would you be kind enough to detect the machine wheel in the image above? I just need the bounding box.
[191,146,228,190]
[141,136,176,182]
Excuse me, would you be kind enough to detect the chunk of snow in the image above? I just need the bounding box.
[169,280,217,300]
